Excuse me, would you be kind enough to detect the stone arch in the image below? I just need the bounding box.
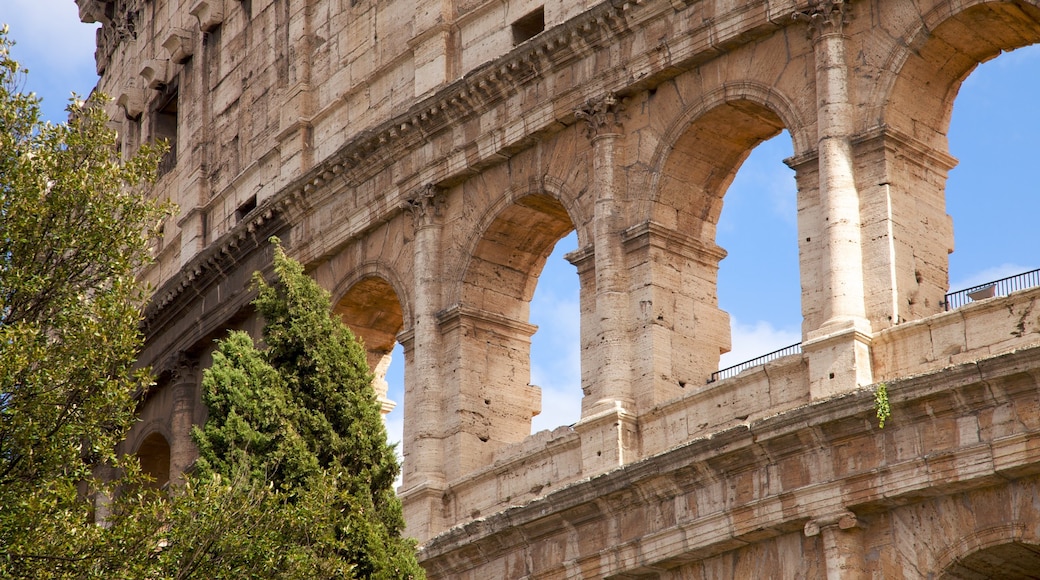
[332,268,407,415]
[135,431,171,490]
[440,185,582,472]
[855,0,1040,327]
[643,81,808,239]
[632,86,802,380]
[874,0,1040,151]
[446,175,591,307]
[937,525,1040,579]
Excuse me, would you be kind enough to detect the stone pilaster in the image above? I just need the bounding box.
[399,184,447,542]
[574,92,634,414]
[805,511,868,580]
[436,305,540,475]
[853,127,957,330]
[794,0,873,398]
[572,93,640,474]
[169,353,198,484]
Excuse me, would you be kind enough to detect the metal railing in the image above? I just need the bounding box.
[941,267,1040,311]
[704,267,1040,384]
[708,342,803,384]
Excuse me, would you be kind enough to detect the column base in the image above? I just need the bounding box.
[399,478,448,544]
[573,401,639,477]
[804,318,874,400]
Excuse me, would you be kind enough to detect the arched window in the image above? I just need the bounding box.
[945,44,1040,294]
[716,130,800,371]
[137,432,171,490]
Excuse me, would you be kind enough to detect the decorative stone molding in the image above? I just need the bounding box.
[189,0,226,32]
[405,184,444,229]
[574,92,627,138]
[621,220,728,267]
[792,0,851,38]
[435,304,538,338]
[77,0,111,25]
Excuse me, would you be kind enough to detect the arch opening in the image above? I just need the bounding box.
[529,231,580,434]
[716,130,801,370]
[945,43,1040,294]
[941,541,1040,579]
[137,432,171,490]
[883,5,1040,320]
[333,275,405,418]
[453,192,577,466]
[655,98,798,383]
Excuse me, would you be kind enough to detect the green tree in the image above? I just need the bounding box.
[158,240,424,579]
[0,26,170,576]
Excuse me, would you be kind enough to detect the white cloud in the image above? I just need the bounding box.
[530,383,582,434]
[6,1,100,123]
[5,0,99,75]
[719,317,801,371]
[949,262,1031,293]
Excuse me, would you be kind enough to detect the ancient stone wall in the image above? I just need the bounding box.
[77,0,1040,576]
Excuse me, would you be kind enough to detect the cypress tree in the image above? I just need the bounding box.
[189,239,424,579]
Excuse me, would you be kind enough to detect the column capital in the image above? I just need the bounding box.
[575,92,627,139]
[804,510,860,537]
[169,351,199,385]
[792,0,850,39]
[406,183,444,229]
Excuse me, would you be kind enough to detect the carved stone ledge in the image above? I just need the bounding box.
[139,59,170,90]
[117,86,147,117]
[189,0,225,32]
[162,27,194,64]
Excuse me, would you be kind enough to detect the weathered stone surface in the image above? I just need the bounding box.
[80,0,1040,576]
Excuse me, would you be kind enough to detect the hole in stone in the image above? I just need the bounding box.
[512,6,545,46]
[235,194,257,223]
[829,372,835,379]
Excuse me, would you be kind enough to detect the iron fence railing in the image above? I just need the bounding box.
[705,267,1040,384]
[941,267,1040,311]
[708,342,802,384]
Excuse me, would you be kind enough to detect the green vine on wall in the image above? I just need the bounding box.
[875,383,891,429]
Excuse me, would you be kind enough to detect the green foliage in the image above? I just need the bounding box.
[178,240,424,579]
[0,27,419,579]
[0,26,171,576]
[875,382,891,429]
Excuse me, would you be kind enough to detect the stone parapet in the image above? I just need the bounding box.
[420,345,1040,578]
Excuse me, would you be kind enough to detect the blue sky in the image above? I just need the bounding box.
[6,2,1038,449]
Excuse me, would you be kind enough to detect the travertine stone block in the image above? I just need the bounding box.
[86,0,1040,572]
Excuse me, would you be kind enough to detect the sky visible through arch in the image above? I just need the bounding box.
[7,1,1038,457]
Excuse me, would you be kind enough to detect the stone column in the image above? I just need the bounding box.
[794,1,873,399]
[169,353,199,485]
[575,93,634,414]
[572,94,639,475]
[805,511,868,580]
[399,184,447,543]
